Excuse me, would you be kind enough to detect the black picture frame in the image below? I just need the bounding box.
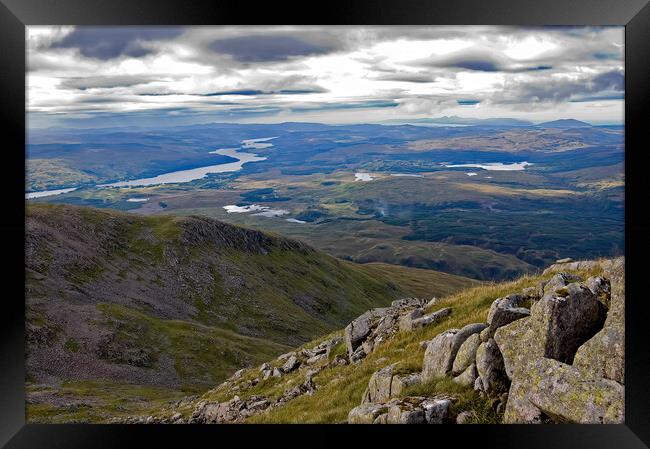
[2,1,649,447]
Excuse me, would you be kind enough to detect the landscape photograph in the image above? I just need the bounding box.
[25,25,624,424]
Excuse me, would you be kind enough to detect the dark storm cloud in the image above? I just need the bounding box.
[209,35,334,62]
[495,69,624,105]
[411,49,555,73]
[51,27,185,60]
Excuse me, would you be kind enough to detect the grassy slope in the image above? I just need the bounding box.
[181,264,604,424]
[26,204,478,422]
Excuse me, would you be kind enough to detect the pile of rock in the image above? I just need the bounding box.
[349,257,624,424]
[344,297,451,363]
[349,396,452,424]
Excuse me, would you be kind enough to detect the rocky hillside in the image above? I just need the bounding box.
[25,204,477,422]
[121,257,623,424]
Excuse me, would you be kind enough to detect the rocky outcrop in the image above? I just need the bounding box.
[349,396,452,424]
[362,364,422,404]
[344,298,452,363]
[475,338,509,397]
[422,323,486,381]
[500,258,624,424]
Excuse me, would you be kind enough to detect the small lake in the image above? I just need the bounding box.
[223,204,290,218]
[444,162,532,171]
[391,173,424,178]
[355,173,374,182]
[26,187,78,199]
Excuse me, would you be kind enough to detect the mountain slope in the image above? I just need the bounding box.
[26,204,479,412]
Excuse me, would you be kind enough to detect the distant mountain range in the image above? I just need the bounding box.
[380,116,595,128]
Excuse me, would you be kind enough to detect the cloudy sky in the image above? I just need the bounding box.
[27,26,624,128]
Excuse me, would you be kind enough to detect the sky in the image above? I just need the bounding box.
[27,26,624,128]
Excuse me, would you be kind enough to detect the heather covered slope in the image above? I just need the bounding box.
[25,204,477,421]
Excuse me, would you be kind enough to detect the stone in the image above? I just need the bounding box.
[348,403,389,424]
[277,351,297,362]
[282,355,300,373]
[344,308,390,355]
[505,358,624,424]
[495,282,606,379]
[542,272,582,297]
[486,295,530,337]
[364,365,396,404]
[260,363,271,372]
[426,297,438,309]
[474,377,483,392]
[453,363,478,387]
[372,413,389,424]
[452,333,481,375]
[556,257,574,264]
[398,308,424,332]
[422,329,459,381]
[479,327,490,342]
[391,373,422,397]
[411,307,453,329]
[362,340,375,356]
[272,368,283,378]
[344,310,374,355]
[386,398,426,424]
[475,338,509,397]
[456,411,474,424]
[573,269,623,383]
[422,398,451,424]
[584,276,611,308]
[262,369,272,380]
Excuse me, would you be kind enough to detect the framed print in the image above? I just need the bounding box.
[1,0,649,447]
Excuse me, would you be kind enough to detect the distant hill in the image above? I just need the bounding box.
[536,119,592,128]
[381,116,534,127]
[26,204,478,396]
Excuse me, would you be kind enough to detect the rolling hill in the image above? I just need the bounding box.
[26,203,478,418]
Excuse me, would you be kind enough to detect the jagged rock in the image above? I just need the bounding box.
[398,308,424,332]
[495,282,606,379]
[282,355,300,373]
[260,363,271,372]
[504,358,624,424]
[584,276,611,308]
[344,308,390,355]
[350,346,366,363]
[391,373,422,397]
[391,298,424,309]
[277,351,297,362]
[556,257,574,264]
[262,369,272,380]
[423,398,451,424]
[456,411,474,424]
[373,413,389,424]
[573,268,624,383]
[475,338,509,397]
[426,297,438,309]
[348,403,390,424]
[452,333,481,375]
[453,363,478,387]
[474,376,483,392]
[331,354,347,366]
[411,307,453,330]
[364,365,396,404]
[272,368,283,377]
[485,295,530,338]
[422,329,459,380]
[386,398,426,424]
[422,323,484,381]
[542,272,582,296]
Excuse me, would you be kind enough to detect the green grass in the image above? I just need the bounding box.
[236,265,603,423]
